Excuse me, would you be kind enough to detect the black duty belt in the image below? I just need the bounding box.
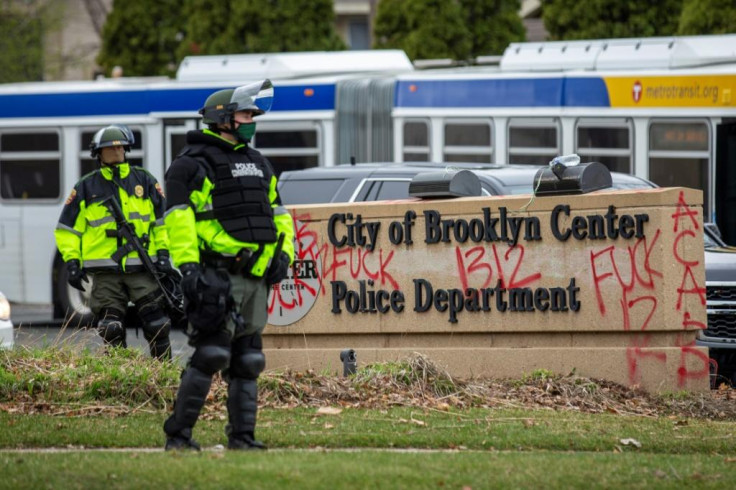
[201,249,254,275]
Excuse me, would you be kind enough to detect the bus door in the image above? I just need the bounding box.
[164,119,198,170]
[0,204,23,301]
[0,128,63,304]
[715,121,736,245]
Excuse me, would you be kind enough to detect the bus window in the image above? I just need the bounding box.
[575,119,632,173]
[80,127,144,176]
[648,120,710,217]
[443,120,492,163]
[253,125,320,174]
[507,118,559,165]
[0,130,61,200]
[265,155,319,175]
[403,120,430,162]
[168,133,188,165]
[164,119,198,172]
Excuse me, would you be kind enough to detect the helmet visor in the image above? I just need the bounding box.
[232,79,274,115]
[109,124,135,145]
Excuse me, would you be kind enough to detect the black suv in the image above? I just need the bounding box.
[701,225,736,384]
[279,162,736,385]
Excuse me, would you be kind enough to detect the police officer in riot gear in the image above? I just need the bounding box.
[163,80,294,451]
[54,125,173,360]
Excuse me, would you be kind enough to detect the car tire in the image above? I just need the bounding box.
[56,261,95,327]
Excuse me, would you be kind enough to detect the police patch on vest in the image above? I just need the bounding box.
[135,185,144,197]
[231,162,264,178]
[65,189,77,205]
[155,182,165,197]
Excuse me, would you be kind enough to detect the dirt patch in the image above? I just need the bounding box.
[248,354,736,420]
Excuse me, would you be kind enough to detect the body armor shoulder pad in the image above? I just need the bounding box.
[177,144,209,159]
[177,144,217,180]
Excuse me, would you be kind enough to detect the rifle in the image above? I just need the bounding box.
[102,196,183,316]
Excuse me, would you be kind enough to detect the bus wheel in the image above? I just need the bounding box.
[56,262,95,327]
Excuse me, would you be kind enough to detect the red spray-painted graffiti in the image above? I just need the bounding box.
[268,211,401,321]
[671,191,709,386]
[267,213,323,322]
[318,246,399,294]
[589,190,708,386]
[589,229,662,384]
[454,243,542,292]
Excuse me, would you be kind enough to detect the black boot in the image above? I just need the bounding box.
[164,427,201,451]
[163,366,212,451]
[228,433,266,450]
[226,378,266,450]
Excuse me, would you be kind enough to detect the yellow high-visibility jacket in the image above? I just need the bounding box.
[54,163,169,272]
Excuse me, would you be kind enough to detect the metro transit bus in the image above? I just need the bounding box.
[0,34,735,321]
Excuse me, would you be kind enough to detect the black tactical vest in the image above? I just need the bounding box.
[186,144,277,244]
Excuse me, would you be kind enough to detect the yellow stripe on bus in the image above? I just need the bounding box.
[604,75,736,107]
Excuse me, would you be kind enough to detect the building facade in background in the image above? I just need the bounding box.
[45,0,111,81]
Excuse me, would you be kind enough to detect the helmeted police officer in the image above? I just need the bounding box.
[162,80,295,451]
[54,125,173,360]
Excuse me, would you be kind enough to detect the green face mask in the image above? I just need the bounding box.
[236,122,256,142]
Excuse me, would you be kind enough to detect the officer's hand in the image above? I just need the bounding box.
[266,252,291,286]
[66,259,89,292]
[154,249,173,273]
[179,262,202,302]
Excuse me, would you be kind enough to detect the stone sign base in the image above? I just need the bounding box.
[266,187,711,393]
[263,331,709,392]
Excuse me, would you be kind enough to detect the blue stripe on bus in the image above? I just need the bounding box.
[395,77,610,108]
[272,85,335,111]
[562,78,610,107]
[0,84,335,118]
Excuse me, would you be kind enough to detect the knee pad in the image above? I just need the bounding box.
[230,351,265,379]
[140,310,171,341]
[142,314,172,360]
[97,308,126,347]
[191,345,231,375]
[143,317,171,341]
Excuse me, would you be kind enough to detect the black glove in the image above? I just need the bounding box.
[179,262,202,302]
[266,252,291,286]
[66,259,88,292]
[154,249,173,273]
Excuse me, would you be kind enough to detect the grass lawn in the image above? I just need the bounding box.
[1,408,735,489]
[1,346,735,488]
[2,450,734,490]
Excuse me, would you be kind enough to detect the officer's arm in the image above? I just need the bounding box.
[54,183,87,263]
[269,174,295,263]
[164,156,202,267]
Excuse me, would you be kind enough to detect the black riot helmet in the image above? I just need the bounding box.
[199,79,274,127]
[89,125,135,158]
